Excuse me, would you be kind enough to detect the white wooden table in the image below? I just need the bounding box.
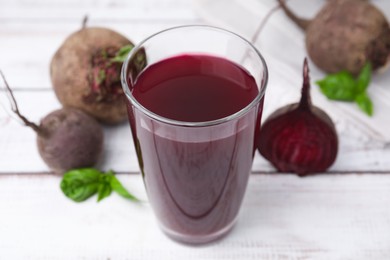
[1,0,390,259]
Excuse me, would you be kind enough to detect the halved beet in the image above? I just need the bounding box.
[258,59,338,175]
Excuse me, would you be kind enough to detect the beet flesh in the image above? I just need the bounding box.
[51,27,133,124]
[258,59,338,175]
[37,108,104,174]
[258,105,338,175]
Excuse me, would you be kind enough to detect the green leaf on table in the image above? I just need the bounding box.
[316,71,357,101]
[97,182,112,202]
[60,168,101,202]
[356,63,372,93]
[108,171,140,202]
[60,168,139,203]
[355,92,373,116]
[315,63,374,116]
[111,44,135,63]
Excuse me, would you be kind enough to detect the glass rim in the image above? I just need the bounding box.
[121,25,268,127]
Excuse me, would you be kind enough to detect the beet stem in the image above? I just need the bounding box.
[251,3,282,43]
[277,0,311,31]
[0,70,43,135]
[299,58,312,109]
[82,15,88,29]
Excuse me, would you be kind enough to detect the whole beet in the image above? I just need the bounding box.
[51,26,133,124]
[278,0,390,75]
[1,72,104,174]
[37,108,104,174]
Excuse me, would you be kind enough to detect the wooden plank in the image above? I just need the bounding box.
[0,174,389,259]
[1,91,390,173]
[0,0,196,21]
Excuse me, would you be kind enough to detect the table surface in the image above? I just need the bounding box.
[0,0,390,259]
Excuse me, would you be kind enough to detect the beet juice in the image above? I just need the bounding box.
[125,54,264,244]
[131,55,259,122]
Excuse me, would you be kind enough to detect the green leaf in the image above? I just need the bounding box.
[355,92,373,116]
[316,71,357,101]
[97,182,112,202]
[357,63,372,93]
[316,63,374,116]
[111,44,134,63]
[60,168,140,203]
[108,171,140,202]
[60,168,101,202]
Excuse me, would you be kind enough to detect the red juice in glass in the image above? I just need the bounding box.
[122,26,267,244]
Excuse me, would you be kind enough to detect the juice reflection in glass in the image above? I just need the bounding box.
[121,26,268,244]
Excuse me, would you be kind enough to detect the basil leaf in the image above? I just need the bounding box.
[357,63,372,93]
[60,168,140,203]
[111,44,134,63]
[355,92,373,116]
[97,182,112,202]
[108,172,140,202]
[99,171,113,183]
[60,168,101,202]
[316,71,357,101]
[316,63,374,116]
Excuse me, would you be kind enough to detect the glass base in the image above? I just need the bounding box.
[159,217,238,245]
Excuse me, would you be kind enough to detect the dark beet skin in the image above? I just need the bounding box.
[0,72,104,174]
[37,108,104,174]
[258,59,338,175]
[306,0,390,75]
[278,0,390,75]
[51,27,133,124]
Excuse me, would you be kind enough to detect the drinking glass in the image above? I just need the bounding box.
[121,25,268,244]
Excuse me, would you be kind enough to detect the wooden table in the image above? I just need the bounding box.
[1,0,390,259]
